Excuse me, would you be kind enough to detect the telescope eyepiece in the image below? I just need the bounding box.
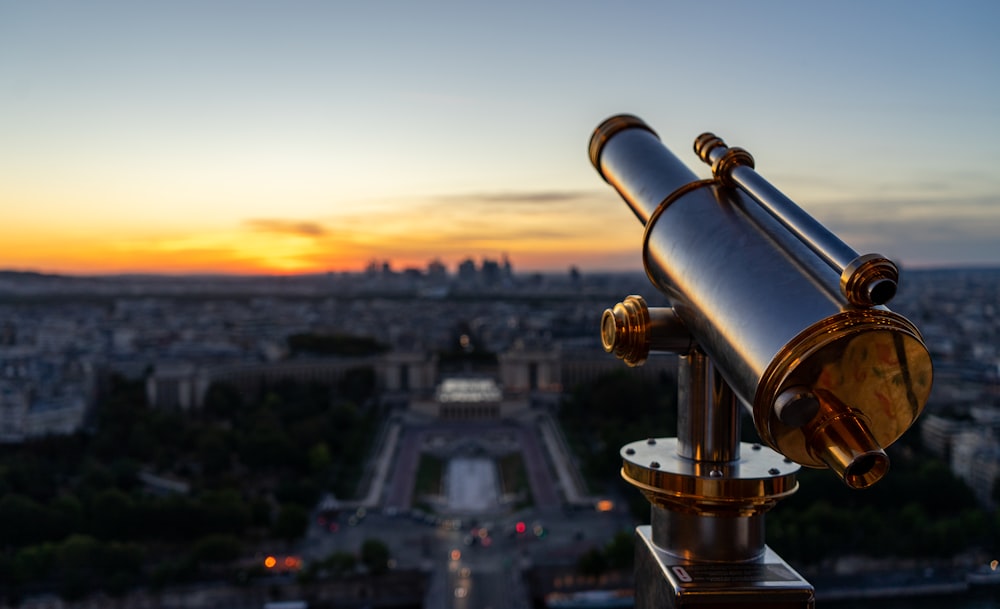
[845,452,890,487]
[841,254,899,306]
[802,389,890,489]
[868,279,897,307]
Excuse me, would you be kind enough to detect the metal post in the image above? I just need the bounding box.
[622,346,815,608]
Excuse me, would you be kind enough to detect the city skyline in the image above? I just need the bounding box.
[2,1,998,275]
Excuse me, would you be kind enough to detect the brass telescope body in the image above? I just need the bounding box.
[591,115,932,488]
[590,115,933,607]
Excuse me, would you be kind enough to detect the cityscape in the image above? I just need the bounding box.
[3,3,998,609]
[0,259,999,609]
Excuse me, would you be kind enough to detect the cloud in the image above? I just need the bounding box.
[243,219,328,237]
[812,195,1000,267]
[432,190,597,206]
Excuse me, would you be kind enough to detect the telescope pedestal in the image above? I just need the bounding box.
[623,352,815,608]
[593,116,933,608]
[634,527,814,608]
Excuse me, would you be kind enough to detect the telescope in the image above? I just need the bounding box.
[590,115,933,608]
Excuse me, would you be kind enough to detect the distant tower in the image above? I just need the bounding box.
[502,253,513,278]
[481,258,501,285]
[457,258,477,283]
[427,258,448,280]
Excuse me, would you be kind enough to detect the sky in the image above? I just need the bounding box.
[1,1,998,275]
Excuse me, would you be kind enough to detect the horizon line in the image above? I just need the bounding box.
[3,262,1000,280]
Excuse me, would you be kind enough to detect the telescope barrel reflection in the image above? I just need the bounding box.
[693,132,899,307]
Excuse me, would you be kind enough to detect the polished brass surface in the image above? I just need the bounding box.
[601,295,693,366]
[620,438,799,517]
[842,253,900,306]
[773,386,820,428]
[591,114,933,486]
[589,116,703,225]
[601,295,651,366]
[589,113,656,176]
[595,114,931,606]
[801,389,889,488]
[756,310,932,481]
[692,132,755,190]
[694,131,898,307]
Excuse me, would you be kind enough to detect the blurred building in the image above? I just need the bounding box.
[951,428,1000,510]
[921,408,1000,510]
[0,345,93,442]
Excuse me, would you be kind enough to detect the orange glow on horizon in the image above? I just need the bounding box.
[0,190,643,275]
[0,222,641,275]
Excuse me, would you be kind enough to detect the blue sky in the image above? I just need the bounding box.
[1,1,997,273]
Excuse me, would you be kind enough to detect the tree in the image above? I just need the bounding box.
[191,534,243,564]
[308,442,333,474]
[576,547,608,577]
[272,504,308,542]
[9,543,56,587]
[0,494,56,547]
[199,489,252,537]
[604,531,634,570]
[360,538,390,575]
[203,382,243,420]
[321,551,357,578]
[90,489,137,541]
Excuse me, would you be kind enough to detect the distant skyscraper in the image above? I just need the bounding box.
[481,258,501,285]
[427,258,447,280]
[457,258,477,283]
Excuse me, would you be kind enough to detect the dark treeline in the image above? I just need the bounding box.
[0,370,379,602]
[286,332,389,357]
[560,370,999,568]
[559,368,679,522]
[768,450,994,563]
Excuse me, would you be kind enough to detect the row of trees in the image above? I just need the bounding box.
[559,368,679,520]
[560,369,999,566]
[768,454,992,562]
[0,367,380,601]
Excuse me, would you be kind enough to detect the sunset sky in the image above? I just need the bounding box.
[1,1,998,275]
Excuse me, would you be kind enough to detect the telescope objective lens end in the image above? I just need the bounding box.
[589,114,658,179]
